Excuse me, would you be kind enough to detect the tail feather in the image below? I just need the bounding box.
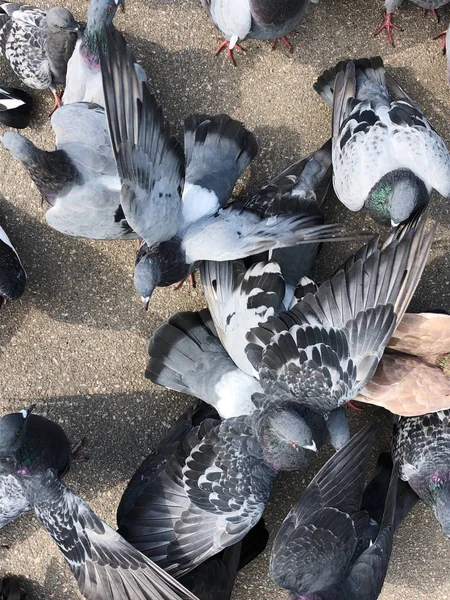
[184,113,257,209]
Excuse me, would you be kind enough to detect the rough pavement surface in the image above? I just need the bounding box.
[0,0,450,598]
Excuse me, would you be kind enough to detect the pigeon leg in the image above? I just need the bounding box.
[271,35,293,52]
[71,438,89,463]
[423,7,439,21]
[347,400,364,412]
[434,29,447,54]
[374,12,402,46]
[49,89,62,117]
[215,40,244,66]
[173,272,197,291]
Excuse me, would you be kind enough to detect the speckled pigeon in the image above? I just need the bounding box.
[315,57,450,227]
[0,2,78,113]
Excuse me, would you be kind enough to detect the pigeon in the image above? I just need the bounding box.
[392,409,450,537]
[0,222,26,308]
[375,0,450,46]
[201,0,316,65]
[245,207,434,415]
[0,86,32,128]
[146,309,263,418]
[117,398,326,578]
[0,405,74,530]
[62,0,124,107]
[269,422,414,600]
[179,518,269,600]
[314,57,450,227]
[356,311,450,416]
[1,102,137,240]
[100,32,352,309]
[0,407,199,600]
[0,2,79,113]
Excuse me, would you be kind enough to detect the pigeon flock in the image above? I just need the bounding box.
[0,0,450,599]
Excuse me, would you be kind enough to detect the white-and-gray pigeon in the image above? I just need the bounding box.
[62,0,124,107]
[117,398,325,578]
[245,208,434,415]
[0,222,26,308]
[314,57,450,227]
[0,2,79,113]
[201,0,318,65]
[2,102,137,240]
[100,31,350,309]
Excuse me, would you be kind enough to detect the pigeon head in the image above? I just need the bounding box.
[256,399,317,471]
[134,246,159,311]
[0,405,35,458]
[366,169,429,227]
[87,0,125,28]
[46,7,79,33]
[434,482,450,537]
[2,132,38,165]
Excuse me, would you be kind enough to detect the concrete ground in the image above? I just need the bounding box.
[0,0,450,597]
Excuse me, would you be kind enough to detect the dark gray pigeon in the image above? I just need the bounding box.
[201,0,318,65]
[375,0,449,45]
[392,409,450,537]
[269,423,413,600]
[0,86,32,128]
[245,207,434,415]
[0,408,199,600]
[0,223,26,309]
[117,398,326,578]
[2,102,136,240]
[0,405,73,530]
[179,517,269,600]
[314,57,450,227]
[0,2,79,113]
[146,309,263,418]
[62,0,124,107]
[100,32,351,308]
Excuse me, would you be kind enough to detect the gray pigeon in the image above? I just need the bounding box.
[201,0,317,65]
[270,423,412,600]
[0,86,32,128]
[100,32,350,308]
[62,0,124,107]
[375,0,450,45]
[0,405,73,530]
[245,207,434,415]
[392,409,450,537]
[0,222,26,308]
[314,57,450,227]
[0,2,79,113]
[146,309,263,418]
[0,407,199,600]
[117,399,325,578]
[2,102,136,240]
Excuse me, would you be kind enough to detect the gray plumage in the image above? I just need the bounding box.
[117,399,325,578]
[62,0,124,107]
[270,423,402,600]
[0,223,26,307]
[146,309,262,418]
[2,102,136,240]
[392,409,450,537]
[314,57,450,226]
[245,207,434,415]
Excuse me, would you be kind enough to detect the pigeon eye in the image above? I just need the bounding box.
[107,5,113,12]
[16,429,21,436]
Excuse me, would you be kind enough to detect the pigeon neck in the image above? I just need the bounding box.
[81,20,114,68]
[44,28,78,84]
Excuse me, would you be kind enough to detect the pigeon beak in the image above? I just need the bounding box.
[141,296,150,311]
[20,404,36,420]
[391,219,400,228]
[302,440,317,453]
